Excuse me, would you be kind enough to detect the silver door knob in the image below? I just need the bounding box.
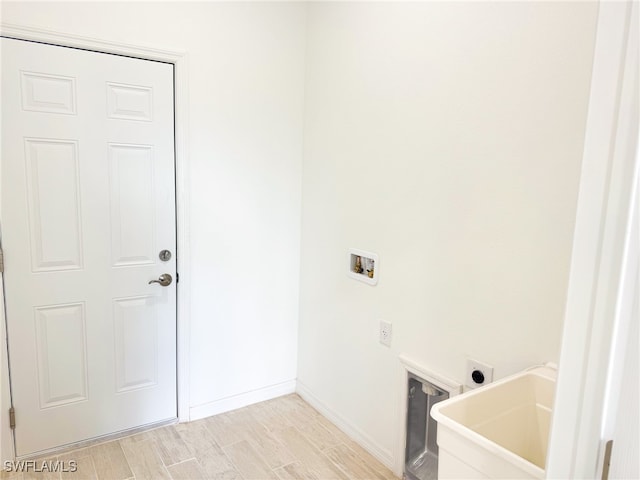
[149,274,172,287]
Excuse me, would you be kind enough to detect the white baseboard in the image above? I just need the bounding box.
[296,380,395,471]
[189,379,296,421]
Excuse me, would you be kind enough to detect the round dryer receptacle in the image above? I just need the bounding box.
[472,370,485,384]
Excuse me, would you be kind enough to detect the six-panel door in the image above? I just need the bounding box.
[1,37,177,456]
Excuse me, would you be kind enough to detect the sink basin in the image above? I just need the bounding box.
[430,365,556,479]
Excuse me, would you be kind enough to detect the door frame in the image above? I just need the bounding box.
[545,1,638,477]
[0,23,192,462]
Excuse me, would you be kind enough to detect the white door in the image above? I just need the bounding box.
[1,38,177,457]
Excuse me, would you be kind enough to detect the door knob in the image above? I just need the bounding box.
[149,274,172,287]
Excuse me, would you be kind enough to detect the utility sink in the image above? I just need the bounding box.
[430,365,556,479]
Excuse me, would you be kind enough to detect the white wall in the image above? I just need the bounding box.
[0,1,306,418]
[297,1,598,467]
[1,1,605,472]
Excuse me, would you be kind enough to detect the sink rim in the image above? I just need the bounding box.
[431,365,557,475]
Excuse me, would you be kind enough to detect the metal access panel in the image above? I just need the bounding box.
[405,373,449,480]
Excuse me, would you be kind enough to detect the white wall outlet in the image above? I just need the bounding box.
[466,358,493,389]
[379,320,392,347]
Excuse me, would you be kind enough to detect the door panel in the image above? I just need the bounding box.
[1,37,177,456]
[108,143,156,267]
[24,138,83,272]
[20,71,77,115]
[35,303,88,408]
[113,295,159,393]
[106,82,153,121]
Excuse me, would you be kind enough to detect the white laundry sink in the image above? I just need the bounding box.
[430,365,556,479]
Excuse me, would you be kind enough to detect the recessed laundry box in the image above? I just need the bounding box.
[399,356,463,480]
[405,373,449,480]
[430,366,556,479]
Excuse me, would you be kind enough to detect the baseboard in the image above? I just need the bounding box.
[296,380,395,471]
[189,379,296,421]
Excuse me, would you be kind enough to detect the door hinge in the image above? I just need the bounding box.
[9,407,15,430]
[601,439,614,480]
[0,248,4,273]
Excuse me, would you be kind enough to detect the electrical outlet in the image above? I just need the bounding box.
[466,358,493,389]
[379,320,392,347]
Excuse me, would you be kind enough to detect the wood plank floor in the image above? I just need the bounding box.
[3,395,398,480]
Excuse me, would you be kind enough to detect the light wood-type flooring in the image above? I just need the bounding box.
[2,394,398,480]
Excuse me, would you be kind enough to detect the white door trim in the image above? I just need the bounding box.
[546,1,638,477]
[0,23,192,461]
